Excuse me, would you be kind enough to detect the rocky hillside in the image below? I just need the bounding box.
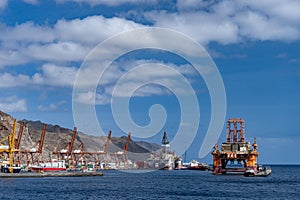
[0,110,160,162]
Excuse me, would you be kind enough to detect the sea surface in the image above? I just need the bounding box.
[1,165,299,200]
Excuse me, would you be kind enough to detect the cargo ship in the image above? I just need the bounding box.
[31,160,66,172]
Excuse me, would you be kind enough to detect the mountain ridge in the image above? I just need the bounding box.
[0,110,161,162]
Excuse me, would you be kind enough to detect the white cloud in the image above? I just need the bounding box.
[74,59,200,105]
[0,64,78,88]
[0,1,299,102]
[38,100,66,111]
[33,63,78,87]
[243,0,300,24]
[0,16,146,68]
[0,60,200,93]
[0,49,29,68]
[145,11,240,45]
[25,42,90,62]
[0,96,27,112]
[234,10,299,41]
[0,73,31,88]
[145,0,300,44]
[54,16,144,45]
[74,91,110,105]
[0,0,299,67]
[0,0,7,10]
[0,0,299,69]
[176,0,212,11]
[0,22,54,43]
[55,0,157,6]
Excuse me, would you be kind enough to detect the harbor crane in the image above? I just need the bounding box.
[123,132,131,169]
[73,141,85,166]
[113,132,131,169]
[0,119,18,173]
[101,130,112,167]
[53,127,78,166]
[15,122,24,164]
[26,123,47,165]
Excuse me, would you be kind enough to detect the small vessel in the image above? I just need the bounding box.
[31,160,66,172]
[0,161,21,173]
[244,165,272,177]
[185,160,210,171]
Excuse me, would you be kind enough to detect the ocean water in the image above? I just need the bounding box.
[1,165,299,200]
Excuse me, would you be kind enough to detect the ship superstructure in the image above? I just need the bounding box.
[147,131,176,169]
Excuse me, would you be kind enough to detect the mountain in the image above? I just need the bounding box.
[0,110,161,162]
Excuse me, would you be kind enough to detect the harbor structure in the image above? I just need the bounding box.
[146,131,176,169]
[211,118,271,176]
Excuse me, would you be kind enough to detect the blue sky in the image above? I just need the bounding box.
[0,0,299,164]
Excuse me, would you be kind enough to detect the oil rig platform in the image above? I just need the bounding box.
[212,118,271,176]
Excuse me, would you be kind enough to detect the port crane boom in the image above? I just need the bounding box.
[104,130,112,154]
[124,132,131,153]
[37,124,47,153]
[68,127,77,154]
[15,122,24,149]
[15,122,24,164]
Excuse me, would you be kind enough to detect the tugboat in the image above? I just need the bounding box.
[244,165,272,177]
[186,160,210,171]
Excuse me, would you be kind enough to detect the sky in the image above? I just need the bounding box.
[0,0,299,164]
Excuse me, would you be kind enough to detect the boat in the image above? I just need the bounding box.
[0,161,21,173]
[244,165,272,177]
[186,160,210,171]
[31,160,66,172]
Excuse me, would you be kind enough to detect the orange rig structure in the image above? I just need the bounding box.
[212,118,269,176]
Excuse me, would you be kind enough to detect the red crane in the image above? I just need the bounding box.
[111,132,131,169]
[65,127,77,166]
[15,122,24,149]
[52,127,77,164]
[68,127,77,154]
[15,122,24,164]
[25,123,47,165]
[33,124,47,164]
[123,132,131,153]
[104,130,112,154]
[37,124,47,154]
